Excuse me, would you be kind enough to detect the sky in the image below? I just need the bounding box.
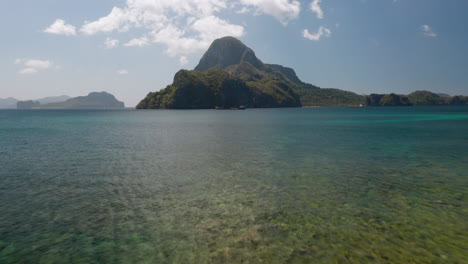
[1,0,467,106]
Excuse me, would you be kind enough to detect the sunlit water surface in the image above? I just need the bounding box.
[0,106,467,263]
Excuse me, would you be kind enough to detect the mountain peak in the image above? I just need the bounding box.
[194,36,264,72]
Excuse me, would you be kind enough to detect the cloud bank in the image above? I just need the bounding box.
[67,0,305,62]
[78,0,245,60]
[43,0,333,63]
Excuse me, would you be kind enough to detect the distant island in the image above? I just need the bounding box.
[0,98,19,109]
[16,92,125,109]
[1,95,70,109]
[137,36,467,109]
[367,91,468,106]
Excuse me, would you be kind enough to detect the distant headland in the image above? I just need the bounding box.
[137,36,467,109]
[15,92,125,109]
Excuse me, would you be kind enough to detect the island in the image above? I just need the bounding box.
[0,98,19,109]
[366,91,468,106]
[137,37,467,109]
[17,92,125,109]
[137,36,365,109]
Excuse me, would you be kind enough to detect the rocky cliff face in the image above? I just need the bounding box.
[194,37,264,72]
[194,37,308,87]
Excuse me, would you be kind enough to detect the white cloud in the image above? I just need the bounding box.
[151,24,203,56]
[421,24,437,37]
[19,68,38,75]
[303,26,331,41]
[24,60,52,70]
[44,19,76,36]
[239,0,301,25]
[79,1,229,36]
[16,59,53,74]
[80,7,129,35]
[75,0,268,58]
[192,15,244,39]
[146,16,244,57]
[310,0,323,19]
[117,69,129,75]
[191,15,244,45]
[104,37,119,49]
[124,37,149,47]
[179,56,189,66]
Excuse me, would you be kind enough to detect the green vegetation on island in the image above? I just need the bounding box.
[366,93,412,106]
[366,91,468,106]
[138,69,253,109]
[298,88,365,107]
[407,91,446,105]
[448,95,468,105]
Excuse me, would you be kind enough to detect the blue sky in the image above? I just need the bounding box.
[1,0,467,106]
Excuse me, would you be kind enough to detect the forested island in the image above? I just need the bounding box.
[137,37,467,109]
[137,37,365,109]
[366,91,468,106]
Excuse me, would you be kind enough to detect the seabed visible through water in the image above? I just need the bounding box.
[0,106,467,263]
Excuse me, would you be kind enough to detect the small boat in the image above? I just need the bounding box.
[215,105,247,110]
[348,104,364,108]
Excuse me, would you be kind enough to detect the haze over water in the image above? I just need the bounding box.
[0,106,467,263]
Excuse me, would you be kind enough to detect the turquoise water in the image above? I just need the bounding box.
[0,107,467,263]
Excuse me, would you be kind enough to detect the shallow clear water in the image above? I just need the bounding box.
[0,107,467,263]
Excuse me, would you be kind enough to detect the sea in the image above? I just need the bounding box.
[0,106,467,263]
